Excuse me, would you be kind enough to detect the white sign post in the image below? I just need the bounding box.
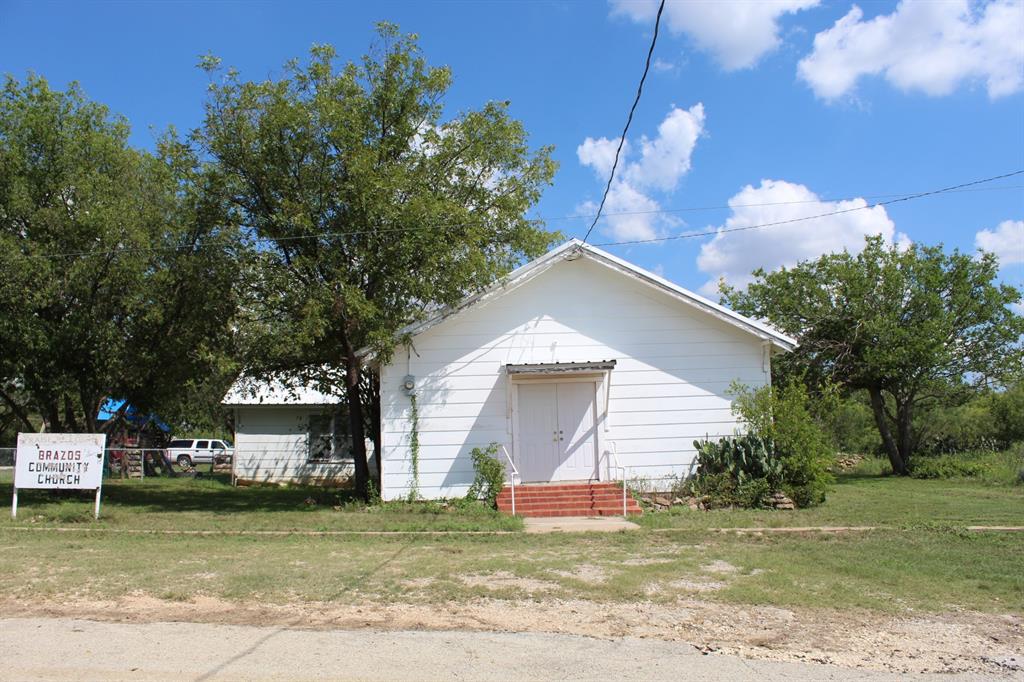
[13,433,106,519]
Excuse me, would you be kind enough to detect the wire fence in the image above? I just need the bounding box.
[0,446,234,481]
[0,444,686,494]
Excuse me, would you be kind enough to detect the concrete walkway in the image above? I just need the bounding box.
[523,515,640,533]
[0,618,992,681]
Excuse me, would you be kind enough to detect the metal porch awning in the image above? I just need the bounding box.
[505,360,617,376]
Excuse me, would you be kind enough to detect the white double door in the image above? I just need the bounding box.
[517,381,599,482]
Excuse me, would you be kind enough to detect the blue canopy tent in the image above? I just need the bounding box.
[97,399,173,477]
[96,399,171,434]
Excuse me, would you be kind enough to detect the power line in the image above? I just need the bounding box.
[581,0,666,244]
[592,169,1024,247]
[4,171,1021,261]
[563,183,1024,222]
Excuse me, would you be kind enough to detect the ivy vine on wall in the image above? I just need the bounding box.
[407,392,421,500]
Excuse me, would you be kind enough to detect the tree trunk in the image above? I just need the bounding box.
[362,369,382,491]
[62,394,80,432]
[868,387,909,475]
[0,387,34,433]
[44,403,61,433]
[81,390,100,433]
[342,338,371,501]
[896,399,915,474]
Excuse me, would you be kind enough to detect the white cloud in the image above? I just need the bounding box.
[577,104,705,241]
[652,57,676,73]
[611,0,819,70]
[626,104,704,191]
[976,219,1024,267]
[799,0,1024,101]
[576,136,626,178]
[576,183,663,241]
[696,179,901,295]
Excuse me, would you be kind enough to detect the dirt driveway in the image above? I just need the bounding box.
[0,616,1008,681]
[2,595,1022,679]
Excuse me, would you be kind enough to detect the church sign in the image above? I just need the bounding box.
[12,433,106,518]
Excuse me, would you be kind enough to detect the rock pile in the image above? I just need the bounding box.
[769,492,795,510]
[638,491,796,511]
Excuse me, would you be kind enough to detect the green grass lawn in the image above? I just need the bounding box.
[0,469,1022,615]
[639,472,1024,529]
[0,472,522,532]
[3,468,1022,533]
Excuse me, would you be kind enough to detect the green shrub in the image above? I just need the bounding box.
[823,392,881,455]
[909,446,1024,486]
[690,434,780,508]
[992,381,1024,444]
[465,443,506,508]
[737,477,773,508]
[689,471,774,509]
[730,379,835,506]
[915,399,1002,454]
[692,434,782,486]
[910,455,987,479]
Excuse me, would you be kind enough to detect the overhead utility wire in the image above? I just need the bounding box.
[581,0,666,243]
[6,172,1021,261]
[566,183,1024,221]
[592,169,1024,247]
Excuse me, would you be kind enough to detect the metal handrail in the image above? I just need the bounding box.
[499,445,520,517]
[607,441,628,517]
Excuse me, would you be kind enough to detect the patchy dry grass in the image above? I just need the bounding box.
[1,525,1021,615]
[1,469,1022,616]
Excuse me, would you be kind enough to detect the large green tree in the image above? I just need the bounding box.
[724,236,1023,475]
[0,74,241,435]
[196,25,557,498]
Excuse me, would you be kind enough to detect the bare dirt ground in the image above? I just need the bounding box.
[2,595,1022,678]
[1,617,999,682]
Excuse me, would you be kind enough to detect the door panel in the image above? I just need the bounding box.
[517,383,559,482]
[516,381,598,483]
[554,382,598,481]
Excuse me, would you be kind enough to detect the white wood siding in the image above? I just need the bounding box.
[380,257,768,500]
[234,407,353,485]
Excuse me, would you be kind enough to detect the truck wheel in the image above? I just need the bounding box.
[176,454,193,469]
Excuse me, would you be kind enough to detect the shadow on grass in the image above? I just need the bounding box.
[1,476,363,515]
[832,472,893,485]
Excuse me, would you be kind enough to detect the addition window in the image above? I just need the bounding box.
[307,409,353,462]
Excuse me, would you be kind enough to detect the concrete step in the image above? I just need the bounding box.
[508,507,641,518]
[497,483,621,495]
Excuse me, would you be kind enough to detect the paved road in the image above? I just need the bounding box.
[0,617,994,681]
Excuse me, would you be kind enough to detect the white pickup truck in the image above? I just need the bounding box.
[165,438,233,469]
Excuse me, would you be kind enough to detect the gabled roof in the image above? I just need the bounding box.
[222,372,341,406]
[397,239,796,351]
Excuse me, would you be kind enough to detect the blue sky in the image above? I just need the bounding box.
[1,0,1022,298]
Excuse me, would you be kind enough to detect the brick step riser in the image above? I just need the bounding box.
[497,499,634,503]
[497,488,623,498]
[509,509,642,518]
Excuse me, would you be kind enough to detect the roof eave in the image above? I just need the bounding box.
[365,238,797,356]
